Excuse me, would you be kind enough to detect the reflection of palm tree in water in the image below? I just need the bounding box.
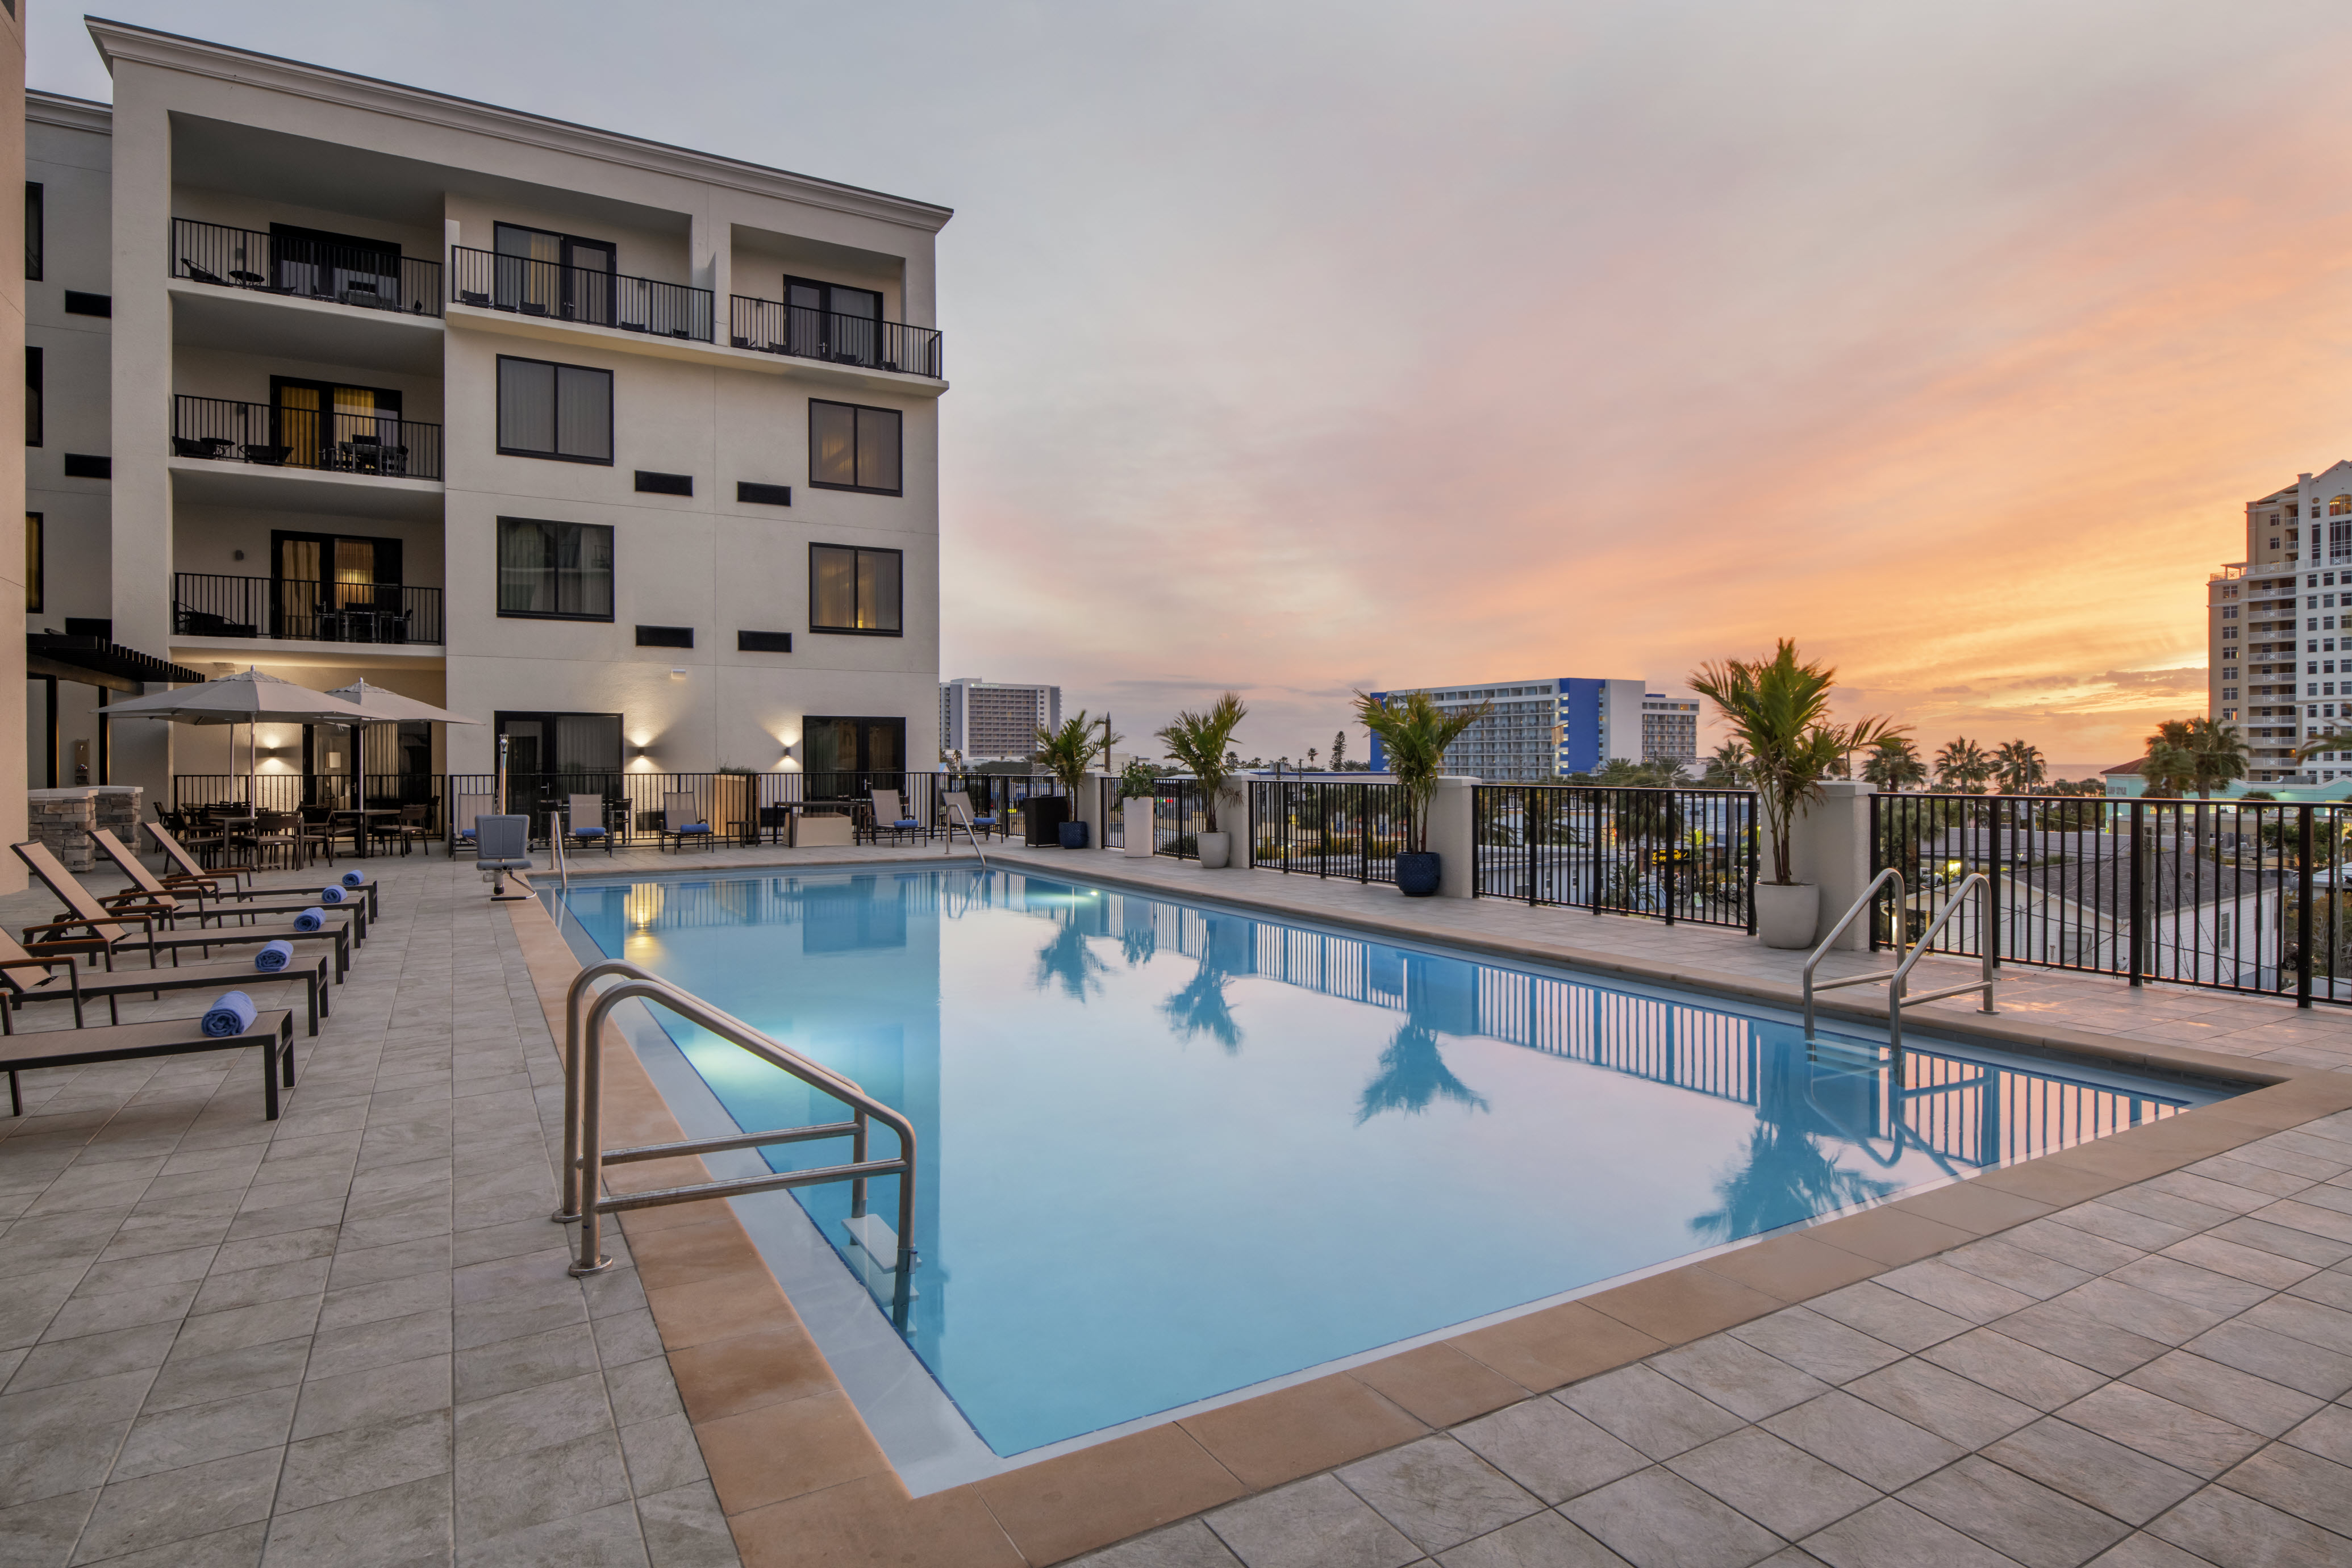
[1161,958,1243,1053]
[1119,921,1157,969]
[1032,917,1108,1003]
[1692,1052,1900,1242]
[1356,1021,1489,1123]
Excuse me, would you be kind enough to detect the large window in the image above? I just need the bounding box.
[810,543,902,636]
[24,513,40,614]
[808,399,902,495]
[497,355,612,464]
[24,183,39,280]
[498,518,614,620]
[494,711,622,777]
[24,346,37,447]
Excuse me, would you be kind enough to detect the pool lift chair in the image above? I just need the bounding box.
[476,815,533,902]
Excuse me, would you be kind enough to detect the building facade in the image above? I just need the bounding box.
[1363,677,1652,781]
[2211,462,2351,785]
[938,676,1058,761]
[29,19,949,807]
[1638,692,1699,767]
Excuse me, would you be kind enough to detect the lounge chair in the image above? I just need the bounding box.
[451,794,494,857]
[144,820,380,921]
[941,790,999,849]
[658,792,714,853]
[92,829,370,945]
[0,930,330,1035]
[869,789,925,845]
[12,841,353,982]
[566,795,615,856]
[2,1007,296,1120]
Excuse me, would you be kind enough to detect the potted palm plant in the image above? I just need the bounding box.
[1035,712,1118,848]
[1690,641,1899,948]
[1354,690,1489,896]
[1156,693,1248,868]
[1116,759,1160,859]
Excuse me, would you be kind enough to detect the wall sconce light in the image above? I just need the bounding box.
[669,668,688,681]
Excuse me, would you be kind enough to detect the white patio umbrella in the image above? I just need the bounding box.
[323,679,483,805]
[102,668,365,807]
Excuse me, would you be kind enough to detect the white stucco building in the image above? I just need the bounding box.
[27,19,949,811]
[2211,462,2351,786]
[938,677,1060,762]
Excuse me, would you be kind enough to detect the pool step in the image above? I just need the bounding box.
[843,1213,919,1301]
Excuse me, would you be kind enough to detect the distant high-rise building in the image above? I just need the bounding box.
[1640,693,1701,766]
[940,677,1061,761]
[1363,678,1655,781]
[2212,463,2352,785]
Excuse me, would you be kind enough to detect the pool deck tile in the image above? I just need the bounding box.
[1345,1344,1531,1429]
[1685,1232,1888,1304]
[1445,1301,1668,1392]
[975,1424,1250,1565]
[1579,1264,1788,1343]
[730,1472,1023,1568]
[1177,1373,1429,1490]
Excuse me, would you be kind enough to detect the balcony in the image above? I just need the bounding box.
[172,219,443,317]
[173,394,443,482]
[173,574,443,647]
[449,247,712,341]
[728,296,943,379]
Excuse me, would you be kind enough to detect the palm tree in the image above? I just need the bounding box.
[1933,738,1992,793]
[2139,720,2196,799]
[1354,691,1492,853]
[1992,740,2046,796]
[1157,693,1248,833]
[1702,741,1750,789]
[1861,736,1927,791]
[2184,718,2249,798]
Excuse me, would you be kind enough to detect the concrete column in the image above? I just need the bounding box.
[1788,779,1876,950]
[1430,775,1479,898]
[108,71,177,811]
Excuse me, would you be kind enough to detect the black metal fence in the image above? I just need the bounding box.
[171,217,443,316]
[1248,780,1411,885]
[170,772,1066,849]
[173,573,444,645]
[727,295,945,378]
[451,247,714,341]
[1873,793,2351,1007]
[1471,785,1759,929]
[173,394,444,480]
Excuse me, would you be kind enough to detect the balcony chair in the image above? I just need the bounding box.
[179,260,228,285]
[566,795,615,856]
[171,437,232,460]
[241,444,291,466]
[658,792,714,853]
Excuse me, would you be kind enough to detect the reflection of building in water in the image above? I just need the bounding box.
[1022,879,2191,1175]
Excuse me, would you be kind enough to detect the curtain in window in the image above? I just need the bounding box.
[556,365,611,461]
[858,407,902,493]
[858,548,901,632]
[556,714,621,773]
[498,359,556,455]
[498,519,552,615]
[812,402,857,487]
[812,544,857,628]
[557,523,614,618]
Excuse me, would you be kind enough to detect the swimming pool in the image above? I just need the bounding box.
[553,866,2228,1463]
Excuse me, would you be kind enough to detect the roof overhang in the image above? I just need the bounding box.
[28,636,211,694]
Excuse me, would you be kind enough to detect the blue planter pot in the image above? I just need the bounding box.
[1058,820,1090,850]
[1395,851,1441,896]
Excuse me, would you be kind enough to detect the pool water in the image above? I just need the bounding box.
[555,866,2224,1456]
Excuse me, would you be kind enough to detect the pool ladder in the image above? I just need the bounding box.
[549,958,919,1325]
[1802,868,1996,1052]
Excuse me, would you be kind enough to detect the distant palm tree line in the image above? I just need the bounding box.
[1706,732,2096,795]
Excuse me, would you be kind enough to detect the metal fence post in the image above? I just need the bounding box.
[1867,793,1883,953]
[1987,797,2001,969]
[2129,800,2145,986]
[1525,787,1538,907]
[2298,806,2315,1010]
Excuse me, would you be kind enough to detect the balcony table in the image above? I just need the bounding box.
[328,808,399,858]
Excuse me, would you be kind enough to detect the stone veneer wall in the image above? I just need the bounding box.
[23,785,141,871]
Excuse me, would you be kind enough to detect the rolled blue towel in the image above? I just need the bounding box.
[202,991,258,1037]
[319,884,347,904]
[293,907,326,932]
[341,870,365,889]
[253,940,294,973]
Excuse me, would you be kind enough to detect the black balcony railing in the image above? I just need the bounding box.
[171,218,443,316]
[450,246,713,341]
[173,394,443,481]
[728,296,943,378]
[173,573,444,645]
[1472,785,1760,930]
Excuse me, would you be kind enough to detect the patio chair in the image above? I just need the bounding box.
[12,840,352,981]
[451,794,494,857]
[474,815,532,900]
[659,793,714,853]
[143,821,381,922]
[1,1006,297,1120]
[869,789,925,845]
[372,803,432,856]
[566,796,615,856]
[248,812,310,871]
[0,928,330,1036]
[941,790,999,850]
[89,829,370,946]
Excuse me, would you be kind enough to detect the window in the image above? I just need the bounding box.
[809,543,902,635]
[496,355,612,464]
[23,183,38,281]
[785,276,885,366]
[24,346,37,446]
[2331,496,2351,516]
[808,399,902,494]
[494,711,622,777]
[493,223,616,326]
[497,518,614,620]
[2333,519,2351,558]
[24,512,40,613]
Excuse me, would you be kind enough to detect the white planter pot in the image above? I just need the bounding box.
[1755,882,1821,949]
[1122,796,1154,858]
[1197,831,1232,869]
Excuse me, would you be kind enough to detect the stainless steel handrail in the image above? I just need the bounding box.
[1886,871,1997,1052]
[550,958,918,1323]
[1801,867,1905,1039]
[944,800,990,868]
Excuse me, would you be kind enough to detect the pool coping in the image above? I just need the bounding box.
[506,861,2352,1567]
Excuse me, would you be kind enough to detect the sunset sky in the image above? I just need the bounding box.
[38,2,2352,774]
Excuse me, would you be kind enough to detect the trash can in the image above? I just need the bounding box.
[1024,794,1070,846]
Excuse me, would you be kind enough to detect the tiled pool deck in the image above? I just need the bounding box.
[3,838,2350,1567]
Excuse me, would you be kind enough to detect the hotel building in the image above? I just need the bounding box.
[1365,677,1693,781]
[937,676,1060,762]
[27,20,948,806]
[2211,463,2351,785]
